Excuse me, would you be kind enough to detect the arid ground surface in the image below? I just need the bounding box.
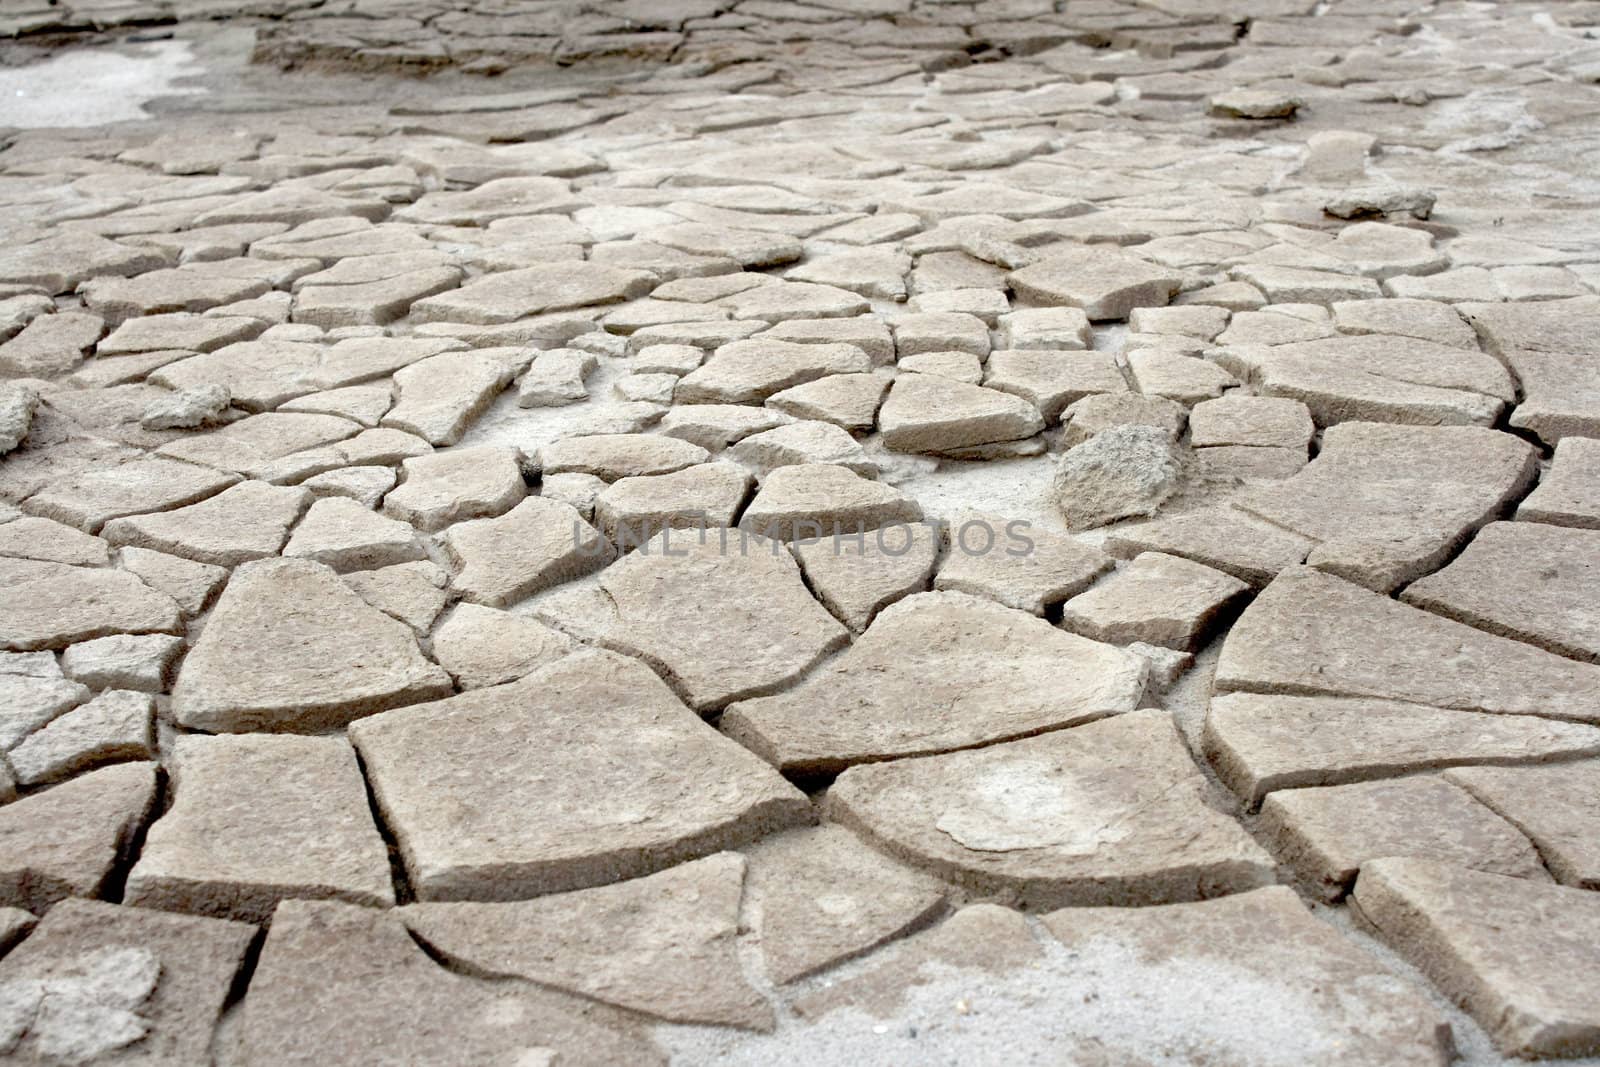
[2,1,1600,1063]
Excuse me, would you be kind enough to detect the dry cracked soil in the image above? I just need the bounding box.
[2,0,1600,1063]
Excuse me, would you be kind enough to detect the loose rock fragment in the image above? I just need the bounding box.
[139,384,231,431]
[1052,424,1187,531]
[1209,88,1301,118]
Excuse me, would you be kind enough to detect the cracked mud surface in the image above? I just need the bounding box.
[3,0,1600,1062]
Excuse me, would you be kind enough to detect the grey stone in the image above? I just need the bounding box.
[541,433,708,481]
[1052,424,1187,531]
[139,385,230,431]
[117,549,226,617]
[1401,522,1600,663]
[0,386,39,455]
[341,560,450,634]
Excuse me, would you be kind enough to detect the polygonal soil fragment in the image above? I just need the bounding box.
[0,762,157,913]
[1036,887,1453,1066]
[744,825,946,985]
[350,650,811,900]
[1215,566,1600,724]
[125,734,395,924]
[233,899,665,1066]
[401,853,771,1030]
[170,557,451,732]
[724,591,1146,776]
[1202,692,1600,808]
[0,898,254,1067]
[1353,858,1600,1059]
[553,533,847,710]
[1258,776,1547,901]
